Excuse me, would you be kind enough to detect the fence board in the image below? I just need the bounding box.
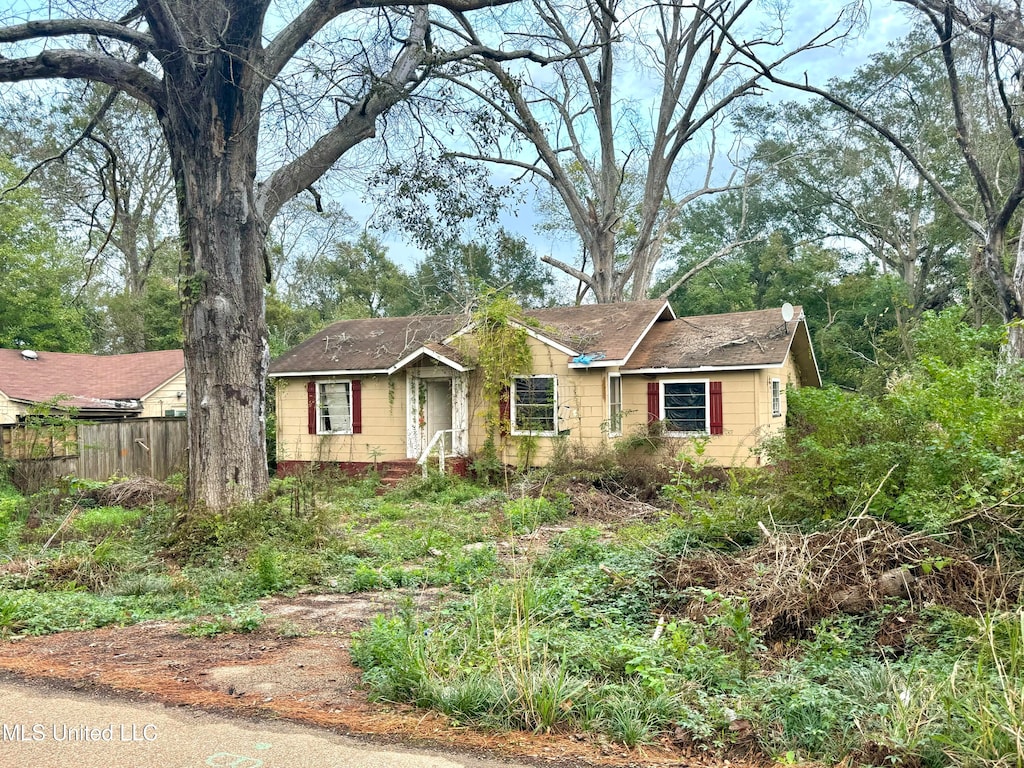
[2,418,186,490]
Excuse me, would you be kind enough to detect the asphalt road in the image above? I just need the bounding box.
[0,679,536,768]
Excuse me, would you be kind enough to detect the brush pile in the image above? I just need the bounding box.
[662,516,1011,639]
[92,476,179,508]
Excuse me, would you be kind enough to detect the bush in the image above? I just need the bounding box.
[764,311,1024,531]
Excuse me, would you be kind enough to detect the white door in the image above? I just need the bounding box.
[424,379,453,450]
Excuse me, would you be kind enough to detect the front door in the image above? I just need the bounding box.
[424,379,453,451]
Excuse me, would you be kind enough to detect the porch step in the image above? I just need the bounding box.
[377,460,420,488]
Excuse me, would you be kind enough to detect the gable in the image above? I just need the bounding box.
[622,306,820,384]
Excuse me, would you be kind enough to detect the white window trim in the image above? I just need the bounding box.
[607,373,623,436]
[511,374,558,437]
[660,379,710,436]
[771,377,782,418]
[317,379,353,435]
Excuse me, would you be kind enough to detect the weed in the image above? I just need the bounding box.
[183,606,265,637]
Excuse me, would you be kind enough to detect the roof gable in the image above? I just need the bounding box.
[521,299,673,364]
[623,306,819,381]
[268,314,470,375]
[0,348,185,412]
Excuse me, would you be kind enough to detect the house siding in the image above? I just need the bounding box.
[618,369,780,467]
[141,372,188,418]
[275,373,407,464]
[273,328,812,472]
[467,335,611,465]
[0,394,22,425]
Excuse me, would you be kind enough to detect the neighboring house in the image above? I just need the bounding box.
[0,348,187,424]
[269,300,820,473]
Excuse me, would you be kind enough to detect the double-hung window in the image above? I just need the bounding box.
[318,381,352,434]
[662,381,708,434]
[771,378,782,417]
[512,375,557,435]
[608,374,623,435]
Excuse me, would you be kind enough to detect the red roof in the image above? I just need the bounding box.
[0,348,184,413]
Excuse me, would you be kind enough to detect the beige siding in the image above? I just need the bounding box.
[465,335,613,465]
[274,337,810,470]
[141,371,187,418]
[618,367,792,468]
[276,373,408,463]
[0,393,26,425]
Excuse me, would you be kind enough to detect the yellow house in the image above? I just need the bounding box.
[0,348,187,424]
[269,301,820,474]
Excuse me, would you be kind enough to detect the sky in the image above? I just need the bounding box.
[1,0,918,284]
[356,1,919,276]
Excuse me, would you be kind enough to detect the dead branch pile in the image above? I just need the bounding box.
[661,516,1012,639]
[566,483,665,523]
[93,477,180,508]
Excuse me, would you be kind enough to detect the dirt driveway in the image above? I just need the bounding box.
[0,590,765,767]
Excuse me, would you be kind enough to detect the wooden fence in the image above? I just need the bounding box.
[0,418,187,492]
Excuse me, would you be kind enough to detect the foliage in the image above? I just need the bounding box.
[459,292,534,473]
[411,229,553,313]
[0,156,91,351]
[765,311,1024,527]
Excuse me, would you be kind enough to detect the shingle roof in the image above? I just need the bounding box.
[623,306,809,372]
[269,301,676,375]
[523,299,673,361]
[0,348,185,412]
[268,315,470,374]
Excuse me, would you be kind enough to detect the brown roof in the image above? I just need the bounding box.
[268,315,470,374]
[267,302,820,383]
[523,299,673,361]
[0,348,184,412]
[623,306,811,372]
[269,302,675,375]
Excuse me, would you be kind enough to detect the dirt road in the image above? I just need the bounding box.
[0,678,536,768]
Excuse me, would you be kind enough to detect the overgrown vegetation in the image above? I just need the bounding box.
[1,311,1022,766]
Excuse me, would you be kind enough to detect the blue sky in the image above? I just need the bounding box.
[366,1,918,276]
[1,0,917,282]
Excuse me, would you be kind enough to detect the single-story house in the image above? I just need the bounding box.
[269,300,819,473]
[0,348,187,424]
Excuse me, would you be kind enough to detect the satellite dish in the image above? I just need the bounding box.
[780,303,795,323]
[20,349,38,360]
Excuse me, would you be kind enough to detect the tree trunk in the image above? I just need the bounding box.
[161,24,269,512]
[169,139,270,511]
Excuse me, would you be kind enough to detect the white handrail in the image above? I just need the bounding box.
[417,429,460,476]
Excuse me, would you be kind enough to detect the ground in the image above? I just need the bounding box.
[0,589,770,768]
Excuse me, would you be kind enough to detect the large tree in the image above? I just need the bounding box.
[403,0,860,303]
[755,1,1024,361]
[0,0,516,511]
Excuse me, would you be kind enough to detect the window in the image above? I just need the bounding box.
[662,381,708,434]
[608,374,623,435]
[318,381,352,434]
[512,375,557,435]
[771,378,782,417]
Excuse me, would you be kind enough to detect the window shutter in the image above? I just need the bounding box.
[306,381,317,435]
[351,379,362,434]
[709,381,723,435]
[647,381,660,424]
[499,384,511,436]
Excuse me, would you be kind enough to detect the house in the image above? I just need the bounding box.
[0,348,187,424]
[268,300,820,473]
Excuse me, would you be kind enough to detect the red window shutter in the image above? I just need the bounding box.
[306,381,317,435]
[647,381,660,424]
[351,379,362,434]
[709,381,724,435]
[499,384,511,436]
